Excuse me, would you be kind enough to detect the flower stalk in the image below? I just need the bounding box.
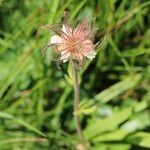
[72,61,87,150]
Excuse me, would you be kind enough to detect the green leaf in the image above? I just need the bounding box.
[123,48,150,57]
[126,132,150,148]
[92,130,130,143]
[0,111,46,137]
[92,143,131,150]
[95,74,141,103]
[69,0,87,21]
[78,100,96,115]
[83,107,132,139]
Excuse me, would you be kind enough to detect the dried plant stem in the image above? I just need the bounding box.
[72,61,87,150]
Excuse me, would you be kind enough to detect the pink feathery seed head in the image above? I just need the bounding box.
[43,18,96,64]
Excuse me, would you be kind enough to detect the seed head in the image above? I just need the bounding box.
[43,19,96,64]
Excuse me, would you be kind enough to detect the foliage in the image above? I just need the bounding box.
[0,0,150,149]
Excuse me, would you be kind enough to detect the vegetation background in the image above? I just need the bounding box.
[0,0,150,149]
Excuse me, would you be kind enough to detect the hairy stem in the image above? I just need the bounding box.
[72,61,87,149]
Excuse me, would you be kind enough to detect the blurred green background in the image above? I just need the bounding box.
[0,0,150,149]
